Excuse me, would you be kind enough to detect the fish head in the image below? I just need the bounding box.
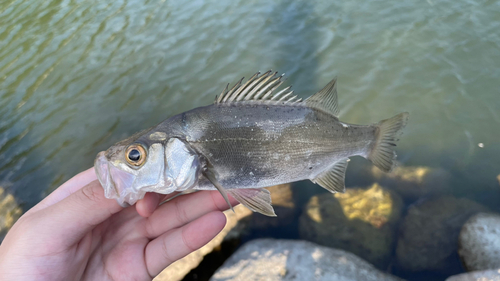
[94,132,201,207]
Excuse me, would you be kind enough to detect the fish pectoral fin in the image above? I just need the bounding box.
[203,168,234,213]
[305,77,339,117]
[227,188,277,217]
[312,159,349,193]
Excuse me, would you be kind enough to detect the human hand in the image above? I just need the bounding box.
[0,168,237,281]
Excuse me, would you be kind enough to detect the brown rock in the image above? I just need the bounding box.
[371,165,451,201]
[0,187,22,242]
[299,183,403,269]
[396,196,489,274]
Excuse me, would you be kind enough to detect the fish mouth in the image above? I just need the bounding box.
[94,151,142,207]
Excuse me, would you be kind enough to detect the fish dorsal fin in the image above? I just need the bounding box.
[215,71,301,104]
[312,158,349,193]
[305,77,339,117]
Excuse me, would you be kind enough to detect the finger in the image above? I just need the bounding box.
[29,168,97,213]
[144,190,238,238]
[145,211,226,276]
[136,192,160,218]
[36,180,122,247]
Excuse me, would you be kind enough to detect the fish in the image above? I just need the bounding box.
[94,71,409,216]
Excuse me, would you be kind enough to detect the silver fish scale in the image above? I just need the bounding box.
[173,102,376,190]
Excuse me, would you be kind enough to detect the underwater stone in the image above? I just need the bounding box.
[370,165,452,201]
[0,187,22,242]
[395,196,489,274]
[299,183,403,269]
[459,213,500,271]
[210,239,403,281]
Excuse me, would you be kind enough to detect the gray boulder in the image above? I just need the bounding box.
[210,239,403,281]
[299,183,403,269]
[446,269,500,281]
[396,196,489,274]
[459,213,500,271]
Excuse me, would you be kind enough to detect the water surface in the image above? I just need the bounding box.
[0,0,499,278]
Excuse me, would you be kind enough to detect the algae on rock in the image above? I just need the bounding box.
[0,187,22,242]
[299,183,403,269]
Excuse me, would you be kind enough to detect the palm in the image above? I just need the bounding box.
[0,169,234,281]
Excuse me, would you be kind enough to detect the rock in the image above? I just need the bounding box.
[154,204,252,281]
[0,187,22,242]
[395,196,489,274]
[458,213,500,271]
[371,165,451,201]
[446,269,500,281]
[299,183,403,268]
[210,239,403,281]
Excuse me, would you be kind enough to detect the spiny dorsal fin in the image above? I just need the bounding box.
[215,71,299,104]
[312,158,349,193]
[305,77,339,117]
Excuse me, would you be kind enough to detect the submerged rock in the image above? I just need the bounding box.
[299,183,403,268]
[210,239,403,281]
[459,213,500,271]
[395,196,489,274]
[446,269,500,281]
[0,187,22,242]
[371,165,451,201]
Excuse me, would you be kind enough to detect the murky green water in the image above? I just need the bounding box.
[1,0,499,278]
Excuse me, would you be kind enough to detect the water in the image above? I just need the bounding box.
[0,0,499,279]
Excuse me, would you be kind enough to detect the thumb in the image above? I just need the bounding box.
[37,180,123,247]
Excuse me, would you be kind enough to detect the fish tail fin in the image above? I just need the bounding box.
[368,112,409,172]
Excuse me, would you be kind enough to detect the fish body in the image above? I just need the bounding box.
[95,71,409,216]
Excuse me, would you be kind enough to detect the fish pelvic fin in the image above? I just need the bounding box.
[368,112,410,172]
[305,77,339,117]
[312,158,349,193]
[227,188,277,217]
[203,167,234,213]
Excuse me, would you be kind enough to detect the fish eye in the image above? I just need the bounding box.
[125,144,147,166]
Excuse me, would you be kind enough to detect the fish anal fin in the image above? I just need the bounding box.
[312,158,349,193]
[305,77,339,117]
[227,188,276,217]
[203,168,234,212]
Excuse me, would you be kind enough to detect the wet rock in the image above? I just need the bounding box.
[210,239,403,281]
[395,196,489,274]
[0,187,22,242]
[299,183,403,269]
[371,165,451,201]
[154,204,252,281]
[446,269,500,281]
[458,213,500,271]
